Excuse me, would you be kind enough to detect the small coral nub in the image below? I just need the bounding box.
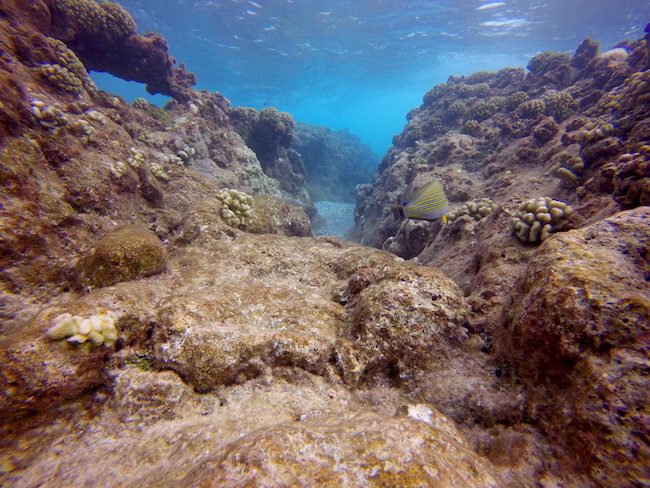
[46,310,119,348]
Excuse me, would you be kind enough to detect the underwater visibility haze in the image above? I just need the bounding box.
[0,0,649,486]
[95,0,648,156]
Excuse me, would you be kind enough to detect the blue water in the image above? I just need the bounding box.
[94,0,648,156]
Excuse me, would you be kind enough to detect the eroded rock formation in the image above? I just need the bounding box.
[497,207,649,484]
[0,2,648,486]
[44,0,196,100]
[229,106,314,215]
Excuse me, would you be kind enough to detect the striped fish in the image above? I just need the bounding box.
[387,179,449,226]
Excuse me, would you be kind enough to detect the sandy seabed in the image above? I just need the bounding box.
[313,201,356,237]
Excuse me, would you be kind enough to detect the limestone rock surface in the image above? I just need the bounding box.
[1,2,648,486]
[173,412,502,488]
[498,207,650,484]
[0,229,526,487]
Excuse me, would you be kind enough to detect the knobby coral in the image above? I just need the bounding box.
[447,198,496,222]
[217,188,255,228]
[509,197,573,243]
[553,153,585,186]
[46,310,118,348]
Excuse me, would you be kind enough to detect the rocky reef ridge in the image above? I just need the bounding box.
[355,35,649,486]
[0,1,648,486]
[291,122,377,202]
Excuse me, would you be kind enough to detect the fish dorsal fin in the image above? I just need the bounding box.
[408,180,443,205]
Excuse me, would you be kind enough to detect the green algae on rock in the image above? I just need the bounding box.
[76,224,168,289]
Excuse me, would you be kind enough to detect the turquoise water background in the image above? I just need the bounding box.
[93,0,649,157]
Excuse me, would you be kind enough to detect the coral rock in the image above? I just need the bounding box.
[341,265,468,385]
[447,197,496,222]
[527,51,571,77]
[175,412,502,487]
[76,224,168,289]
[531,116,559,145]
[382,219,431,259]
[44,0,196,100]
[571,38,599,70]
[612,150,650,208]
[552,151,585,186]
[216,188,254,228]
[247,194,312,236]
[0,308,109,421]
[46,309,118,348]
[509,197,572,243]
[517,98,546,118]
[498,207,650,484]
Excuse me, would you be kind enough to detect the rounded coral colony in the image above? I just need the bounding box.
[217,188,255,227]
[46,310,119,348]
[508,197,573,243]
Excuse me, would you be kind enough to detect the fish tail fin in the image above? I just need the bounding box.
[442,215,447,225]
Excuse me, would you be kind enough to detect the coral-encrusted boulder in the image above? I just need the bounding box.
[531,116,559,145]
[228,106,314,213]
[497,207,650,484]
[339,264,468,385]
[571,38,599,70]
[0,307,108,421]
[382,219,433,259]
[173,411,502,487]
[76,224,168,289]
[173,195,311,245]
[248,194,312,236]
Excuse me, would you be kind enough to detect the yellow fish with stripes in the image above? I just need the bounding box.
[386,179,449,228]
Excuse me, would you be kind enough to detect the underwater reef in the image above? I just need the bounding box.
[355,34,649,486]
[0,1,648,487]
[291,122,377,203]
